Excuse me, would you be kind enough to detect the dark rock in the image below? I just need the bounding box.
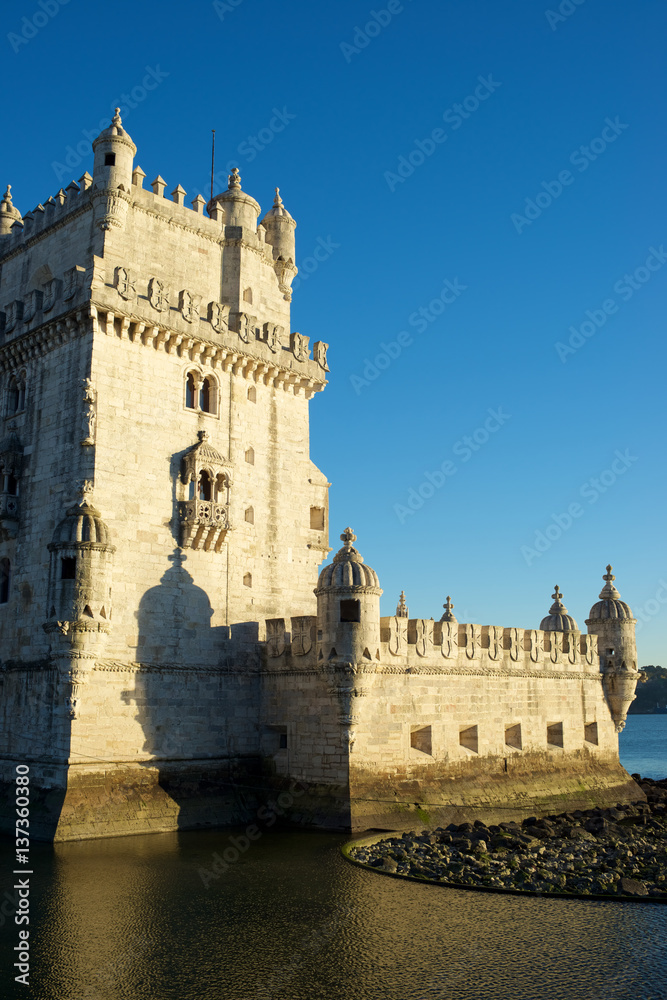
[563,826,597,842]
[457,822,473,834]
[618,877,648,896]
[380,857,398,873]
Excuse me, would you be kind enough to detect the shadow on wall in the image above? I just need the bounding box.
[134,549,214,665]
[122,547,262,832]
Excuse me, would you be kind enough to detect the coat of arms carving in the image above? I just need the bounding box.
[266,619,285,657]
[208,301,230,334]
[148,277,169,312]
[291,617,313,656]
[114,266,136,301]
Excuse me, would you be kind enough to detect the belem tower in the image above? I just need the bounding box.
[0,111,644,840]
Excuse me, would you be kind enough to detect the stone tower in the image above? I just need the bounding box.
[0,110,331,839]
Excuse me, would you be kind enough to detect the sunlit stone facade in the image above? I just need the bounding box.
[0,113,643,840]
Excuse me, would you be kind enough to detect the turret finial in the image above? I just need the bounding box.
[112,108,122,127]
[340,527,357,549]
[4,185,12,203]
[274,187,283,205]
[396,591,408,618]
[548,586,568,614]
[599,564,621,600]
[228,167,241,190]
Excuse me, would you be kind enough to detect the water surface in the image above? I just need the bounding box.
[1,714,665,1000]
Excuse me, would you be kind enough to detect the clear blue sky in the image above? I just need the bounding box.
[3,0,665,663]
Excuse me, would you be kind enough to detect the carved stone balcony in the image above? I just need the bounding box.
[180,498,230,551]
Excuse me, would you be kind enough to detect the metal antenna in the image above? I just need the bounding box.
[210,129,216,204]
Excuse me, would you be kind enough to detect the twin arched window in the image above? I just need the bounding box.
[185,371,217,415]
[188,469,229,503]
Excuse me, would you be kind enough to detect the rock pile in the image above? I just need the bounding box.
[348,776,667,898]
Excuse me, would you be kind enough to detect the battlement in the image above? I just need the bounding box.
[260,615,600,674]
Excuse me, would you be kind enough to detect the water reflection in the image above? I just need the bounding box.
[1,829,665,1000]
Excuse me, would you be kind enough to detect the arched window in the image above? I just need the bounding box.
[243,287,253,304]
[200,375,217,414]
[8,377,20,414]
[245,506,254,524]
[247,386,256,403]
[198,470,212,501]
[245,447,254,465]
[0,558,9,604]
[243,572,252,588]
[6,476,18,496]
[185,372,196,409]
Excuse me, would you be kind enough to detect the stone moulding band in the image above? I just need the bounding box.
[340,837,667,904]
[0,309,87,372]
[92,306,325,397]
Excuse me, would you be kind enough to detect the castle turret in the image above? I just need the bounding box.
[260,188,297,300]
[261,187,296,261]
[43,494,115,653]
[210,167,260,231]
[0,185,21,238]
[315,527,382,665]
[540,586,578,631]
[586,565,639,732]
[90,110,136,231]
[92,109,136,193]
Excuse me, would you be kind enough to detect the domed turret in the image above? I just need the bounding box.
[315,527,382,664]
[92,109,136,192]
[209,168,260,231]
[0,185,22,237]
[45,495,115,640]
[588,564,633,621]
[586,566,639,733]
[540,586,578,631]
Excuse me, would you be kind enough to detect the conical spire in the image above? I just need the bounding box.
[395,591,408,618]
[440,596,457,623]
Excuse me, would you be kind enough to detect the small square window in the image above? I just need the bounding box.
[104,153,116,166]
[459,725,478,754]
[340,599,360,622]
[61,557,77,580]
[505,724,522,750]
[410,725,432,755]
[584,722,598,746]
[310,506,325,530]
[279,732,288,750]
[547,722,564,748]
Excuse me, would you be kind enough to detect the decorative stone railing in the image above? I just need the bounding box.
[0,493,19,519]
[379,618,600,671]
[179,499,230,551]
